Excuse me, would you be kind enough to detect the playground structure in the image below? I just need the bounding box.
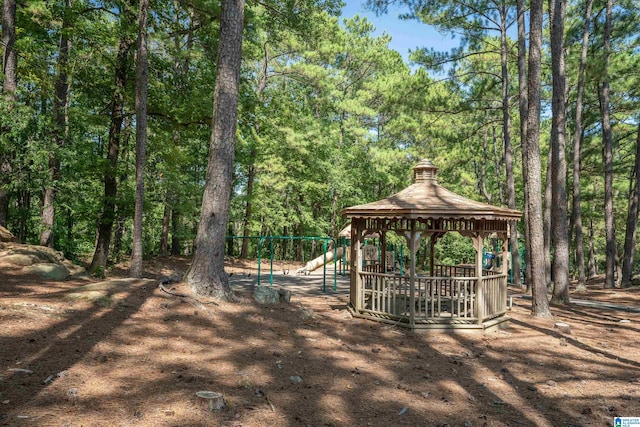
[225,231,408,292]
[225,235,340,291]
[341,159,522,332]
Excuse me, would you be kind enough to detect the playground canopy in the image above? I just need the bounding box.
[341,159,521,331]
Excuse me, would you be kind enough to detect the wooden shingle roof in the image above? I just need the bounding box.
[341,159,522,221]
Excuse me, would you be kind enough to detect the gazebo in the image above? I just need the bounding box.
[341,159,521,332]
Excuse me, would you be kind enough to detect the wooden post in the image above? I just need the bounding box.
[405,221,421,329]
[351,220,363,310]
[380,228,387,272]
[473,233,484,324]
[429,235,436,276]
[500,229,509,312]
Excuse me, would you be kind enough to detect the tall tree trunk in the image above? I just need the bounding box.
[171,208,181,255]
[588,216,597,278]
[621,123,640,287]
[544,147,552,288]
[130,0,149,278]
[571,0,593,292]
[240,156,255,258]
[160,201,170,255]
[516,0,528,289]
[16,188,29,243]
[549,0,570,304]
[40,2,71,247]
[525,0,552,317]
[600,0,616,289]
[88,11,134,275]
[1,0,17,226]
[492,125,504,205]
[186,0,244,299]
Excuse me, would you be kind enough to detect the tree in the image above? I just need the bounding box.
[600,0,615,289]
[570,0,594,292]
[130,0,150,278]
[549,0,570,304]
[185,0,244,299]
[621,122,640,287]
[525,0,552,316]
[40,1,72,247]
[88,4,136,275]
[1,0,17,226]
[516,0,528,290]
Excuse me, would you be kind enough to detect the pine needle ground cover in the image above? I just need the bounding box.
[1,256,639,427]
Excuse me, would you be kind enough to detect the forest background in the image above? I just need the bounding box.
[1,0,639,306]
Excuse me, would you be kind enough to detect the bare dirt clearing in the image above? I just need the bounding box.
[1,255,639,427]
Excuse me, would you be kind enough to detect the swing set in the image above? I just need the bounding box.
[225,235,338,292]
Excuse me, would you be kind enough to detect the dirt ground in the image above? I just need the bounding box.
[1,256,640,427]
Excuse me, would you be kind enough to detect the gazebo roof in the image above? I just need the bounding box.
[341,159,522,221]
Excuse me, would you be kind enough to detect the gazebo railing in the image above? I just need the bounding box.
[479,273,508,321]
[358,271,507,323]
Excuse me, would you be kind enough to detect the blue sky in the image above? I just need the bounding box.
[340,0,460,63]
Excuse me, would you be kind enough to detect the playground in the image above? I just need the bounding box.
[1,254,640,426]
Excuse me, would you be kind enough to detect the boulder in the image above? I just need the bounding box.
[254,286,280,304]
[0,225,15,242]
[22,263,70,281]
[1,253,39,266]
[62,260,87,277]
[631,274,640,286]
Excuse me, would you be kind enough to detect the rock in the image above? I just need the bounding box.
[0,225,15,242]
[631,274,640,286]
[278,289,291,303]
[619,319,631,324]
[289,375,303,384]
[62,260,87,277]
[22,263,69,280]
[554,322,571,334]
[254,286,280,304]
[546,380,557,387]
[1,254,38,266]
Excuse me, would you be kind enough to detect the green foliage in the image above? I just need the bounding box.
[2,0,638,279]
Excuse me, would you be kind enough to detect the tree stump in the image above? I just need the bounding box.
[196,391,225,412]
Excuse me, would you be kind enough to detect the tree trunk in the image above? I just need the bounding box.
[525,0,552,317]
[40,2,71,248]
[621,122,640,287]
[544,142,552,289]
[130,0,150,278]
[571,0,593,292]
[492,125,504,205]
[240,159,255,259]
[171,208,181,255]
[0,0,17,226]
[88,11,134,275]
[186,0,244,299]
[16,188,29,243]
[160,202,170,255]
[549,0,570,304]
[588,216,597,278]
[1,0,17,96]
[516,0,528,290]
[600,0,616,289]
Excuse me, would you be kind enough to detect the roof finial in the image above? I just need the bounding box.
[413,159,438,183]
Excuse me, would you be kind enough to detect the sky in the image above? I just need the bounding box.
[339,0,460,63]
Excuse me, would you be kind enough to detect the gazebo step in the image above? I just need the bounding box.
[349,305,510,332]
